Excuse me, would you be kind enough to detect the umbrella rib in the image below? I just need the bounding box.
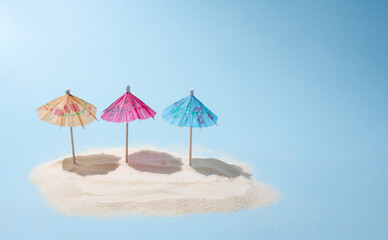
[145,103,156,119]
[122,94,134,122]
[36,95,64,112]
[122,94,131,122]
[39,96,63,122]
[72,97,97,120]
[113,94,128,123]
[70,96,85,128]
[181,96,193,127]
[201,106,218,127]
[104,93,125,123]
[143,103,155,119]
[209,111,218,126]
[38,95,63,110]
[132,98,141,121]
[102,94,124,114]
[136,97,155,119]
[196,97,218,127]
[60,94,68,126]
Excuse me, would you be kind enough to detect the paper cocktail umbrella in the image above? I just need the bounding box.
[162,89,218,165]
[37,89,97,164]
[101,85,156,163]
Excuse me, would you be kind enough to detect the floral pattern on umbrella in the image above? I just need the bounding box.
[162,93,218,128]
[101,89,156,123]
[37,92,97,128]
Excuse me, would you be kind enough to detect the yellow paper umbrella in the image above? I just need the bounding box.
[37,89,97,164]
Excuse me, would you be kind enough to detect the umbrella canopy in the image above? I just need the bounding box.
[37,90,97,128]
[162,89,218,128]
[162,89,218,165]
[101,85,156,163]
[37,89,97,163]
[101,85,156,123]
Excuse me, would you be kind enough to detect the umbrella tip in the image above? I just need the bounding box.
[126,85,130,93]
[66,89,71,95]
[190,88,194,96]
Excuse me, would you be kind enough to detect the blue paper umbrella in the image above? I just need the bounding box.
[162,89,218,165]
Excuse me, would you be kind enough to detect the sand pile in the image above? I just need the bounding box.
[29,147,279,217]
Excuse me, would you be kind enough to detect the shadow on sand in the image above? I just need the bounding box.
[127,150,183,174]
[62,154,121,176]
[61,150,251,179]
[128,150,251,179]
[191,158,252,179]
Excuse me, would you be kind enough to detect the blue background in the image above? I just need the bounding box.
[0,0,387,239]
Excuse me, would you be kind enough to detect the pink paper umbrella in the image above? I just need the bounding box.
[101,85,156,162]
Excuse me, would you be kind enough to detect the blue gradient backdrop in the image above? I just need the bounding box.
[0,1,387,239]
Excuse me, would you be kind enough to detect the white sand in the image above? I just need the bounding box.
[29,146,279,217]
